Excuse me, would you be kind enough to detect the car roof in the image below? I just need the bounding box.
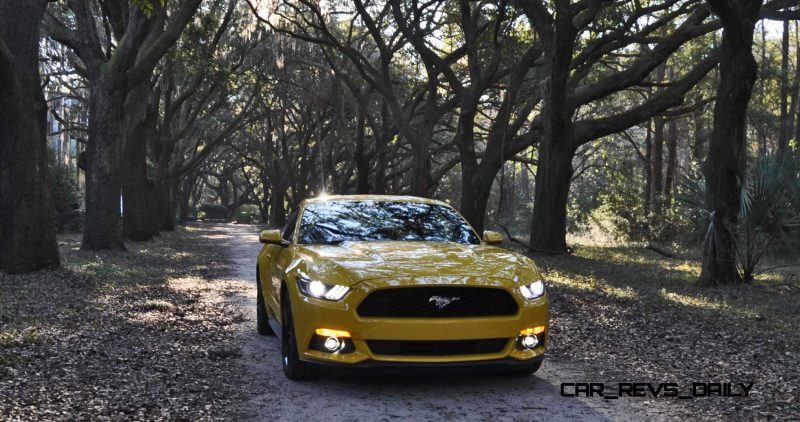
[301,194,449,207]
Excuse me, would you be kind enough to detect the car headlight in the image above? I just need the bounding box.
[296,275,350,301]
[518,280,545,300]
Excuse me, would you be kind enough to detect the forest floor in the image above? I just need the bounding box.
[522,243,800,420]
[1,223,798,421]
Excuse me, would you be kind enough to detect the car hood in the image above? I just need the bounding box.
[292,241,540,285]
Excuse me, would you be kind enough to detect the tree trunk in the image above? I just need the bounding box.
[373,102,389,194]
[122,82,159,241]
[122,135,156,240]
[757,22,769,156]
[0,0,60,273]
[155,174,177,230]
[528,7,578,254]
[454,89,486,233]
[644,121,653,214]
[262,132,288,227]
[459,171,496,236]
[651,115,665,211]
[409,131,433,196]
[409,81,437,197]
[354,108,370,194]
[649,63,669,212]
[270,187,286,227]
[152,139,175,231]
[504,165,515,226]
[786,21,800,148]
[259,173,271,223]
[778,20,791,153]
[162,181,175,230]
[177,182,190,224]
[796,21,800,143]
[176,174,196,225]
[409,132,432,197]
[373,131,388,194]
[530,140,576,253]
[691,105,707,163]
[82,75,127,251]
[699,0,763,286]
[664,118,679,200]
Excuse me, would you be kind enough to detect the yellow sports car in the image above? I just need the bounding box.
[256,195,548,380]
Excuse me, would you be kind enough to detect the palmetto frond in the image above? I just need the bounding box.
[679,152,800,281]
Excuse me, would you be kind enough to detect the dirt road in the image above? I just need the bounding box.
[218,224,666,421]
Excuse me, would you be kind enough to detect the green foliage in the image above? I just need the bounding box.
[131,0,166,18]
[737,153,800,280]
[567,137,693,243]
[199,204,228,220]
[233,204,260,224]
[137,299,174,312]
[680,153,800,282]
[577,180,692,243]
[48,152,82,233]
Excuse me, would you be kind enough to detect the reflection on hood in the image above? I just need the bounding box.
[296,241,533,283]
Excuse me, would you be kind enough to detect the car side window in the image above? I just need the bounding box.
[282,210,299,242]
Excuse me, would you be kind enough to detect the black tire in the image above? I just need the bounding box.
[256,269,274,336]
[509,359,543,377]
[281,289,319,380]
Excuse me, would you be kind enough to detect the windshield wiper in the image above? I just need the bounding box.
[322,239,346,245]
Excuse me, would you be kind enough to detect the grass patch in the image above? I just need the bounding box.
[0,329,40,369]
[62,254,144,284]
[572,245,661,265]
[657,288,759,318]
[136,299,175,312]
[0,329,40,348]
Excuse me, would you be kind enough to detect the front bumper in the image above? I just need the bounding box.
[307,356,546,375]
[288,280,549,367]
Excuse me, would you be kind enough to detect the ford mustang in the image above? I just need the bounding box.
[255,195,548,380]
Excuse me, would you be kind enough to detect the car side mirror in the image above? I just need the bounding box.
[483,230,503,245]
[259,229,286,246]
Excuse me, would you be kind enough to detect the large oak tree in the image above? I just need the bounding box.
[44,0,202,250]
[699,0,764,285]
[0,0,60,273]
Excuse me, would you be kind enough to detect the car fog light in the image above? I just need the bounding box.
[324,336,342,351]
[310,329,354,354]
[521,335,538,349]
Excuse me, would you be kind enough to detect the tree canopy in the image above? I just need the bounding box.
[0,0,798,283]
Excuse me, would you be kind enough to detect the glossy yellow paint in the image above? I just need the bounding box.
[259,229,282,244]
[257,195,549,366]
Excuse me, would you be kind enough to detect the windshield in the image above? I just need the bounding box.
[298,200,480,245]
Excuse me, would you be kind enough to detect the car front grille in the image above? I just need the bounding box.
[367,338,509,356]
[356,286,518,318]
